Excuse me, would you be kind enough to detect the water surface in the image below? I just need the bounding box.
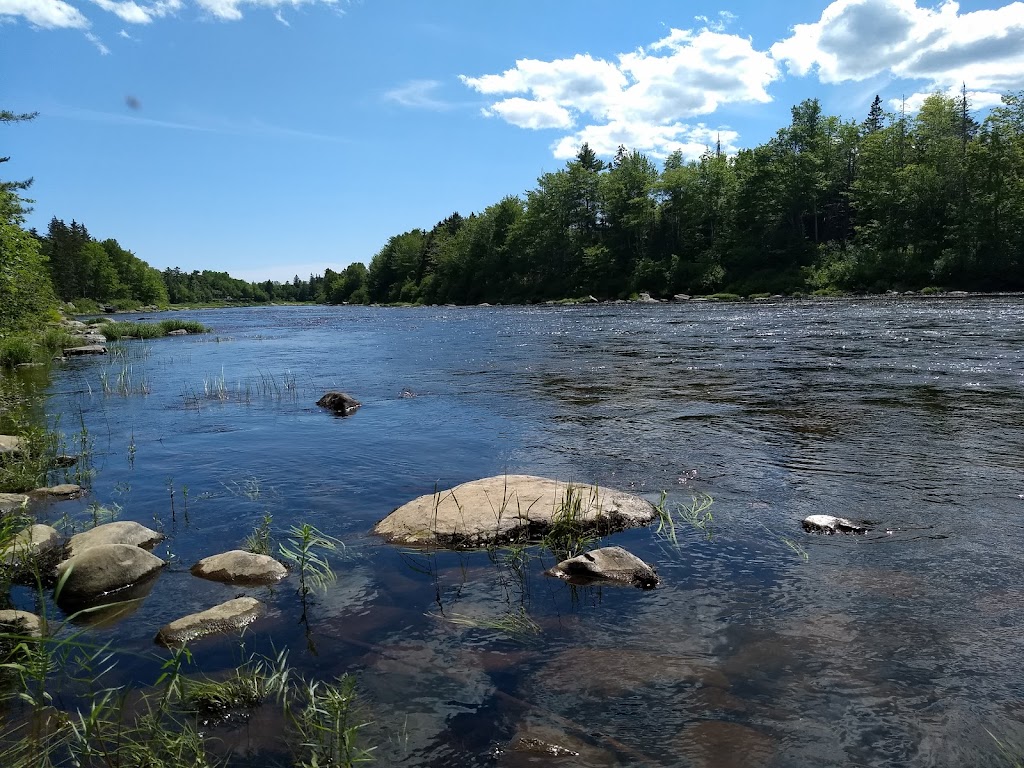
[19,297,1024,766]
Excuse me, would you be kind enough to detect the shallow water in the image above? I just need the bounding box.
[12,297,1024,766]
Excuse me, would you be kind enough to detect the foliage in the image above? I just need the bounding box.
[278,524,340,597]
[244,512,274,556]
[541,483,599,560]
[99,319,209,341]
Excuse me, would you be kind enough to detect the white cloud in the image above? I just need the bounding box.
[772,0,1024,104]
[193,0,337,22]
[551,122,738,161]
[384,80,455,111]
[273,7,287,24]
[461,27,775,159]
[487,98,573,130]
[84,30,109,52]
[891,86,1009,115]
[90,0,152,23]
[0,0,88,28]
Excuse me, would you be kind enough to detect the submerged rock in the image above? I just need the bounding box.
[545,545,659,589]
[63,344,106,356]
[67,521,164,558]
[190,550,287,586]
[801,514,867,534]
[31,484,84,500]
[55,544,165,603]
[155,597,263,647]
[0,609,44,638]
[374,475,656,549]
[0,435,23,457]
[316,391,361,416]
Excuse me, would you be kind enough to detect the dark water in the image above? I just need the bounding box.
[13,298,1024,766]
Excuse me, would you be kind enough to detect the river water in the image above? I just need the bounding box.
[13,297,1024,766]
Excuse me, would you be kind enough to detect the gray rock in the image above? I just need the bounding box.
[0,493,29,514]
[801,514,867,535]
[317,391,361,416]
[67,521,164,558]
[154,597,263,647]
[374,475,656,549]
[636,292,660,303]
[2,525,63,572]
[63,345,107,356]
[673,293,692,301]
[55,544,165,602]
[0,609,45,637]
[0,435,23,457]
[31,484,84,500]
[545,546,659,589]
[166,329,188,336]
[190,550,287,586]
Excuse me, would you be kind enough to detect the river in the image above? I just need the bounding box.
[11,297,1024,767]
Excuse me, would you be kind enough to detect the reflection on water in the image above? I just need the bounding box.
[8,297,1024,766]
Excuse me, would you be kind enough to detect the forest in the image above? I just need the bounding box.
[4,89,1024,335]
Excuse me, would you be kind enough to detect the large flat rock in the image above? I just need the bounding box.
[0,435,23,457]
[0,493,29,514]
[67,521,164,558]
[155,597,263,647]
[373,475,656,549]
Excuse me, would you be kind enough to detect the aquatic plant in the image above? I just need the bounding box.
[285,674,374,768]
[244,512,275,556]
[431,607,540,640]
[99,319,209,341]
[655,492,714,544]
[279,524,341,597]
[541,483,599,560]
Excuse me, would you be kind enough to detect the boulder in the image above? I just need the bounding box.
[2,524,63,573]
[373,475,657,549]
[673,293,692,301]
[0,435,23,457]
[166,329,188,336]
[63,345,106,356]
[55,544,165,603]
[31,484,84,500]
[0,609,45,638]
[316,391,361,416]
[155,597,263,647]
[637,292,660,303]
[0,493,29,514]
[801,514,867,535]
[67,521,164,558]
[545,546,659,589]
[190,550,287,586]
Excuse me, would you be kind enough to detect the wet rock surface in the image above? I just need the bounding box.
[67,521,165,558]
[154,597,263,647]
[31,484,85,500]
[190,550,287,585]
[802,514,867,534]
[545,546,659,589]
[374,475,656,548]
[55,544,165,603]
[316,391,361,416]
[63,344,107,356]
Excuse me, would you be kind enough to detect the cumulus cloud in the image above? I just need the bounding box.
[460,27,776,159]
[0,0,89,28]
[772,0,1024,107]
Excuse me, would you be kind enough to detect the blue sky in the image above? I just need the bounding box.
[2,0,1022,282]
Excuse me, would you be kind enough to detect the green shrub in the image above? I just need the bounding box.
[0,336,35,368]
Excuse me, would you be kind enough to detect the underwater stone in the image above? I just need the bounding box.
[155,597,263,647]
[374,475,656,549]
[31,484,84,499]
[545,546,659,589]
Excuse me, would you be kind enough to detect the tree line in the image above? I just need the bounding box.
[362,90,1024,303]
